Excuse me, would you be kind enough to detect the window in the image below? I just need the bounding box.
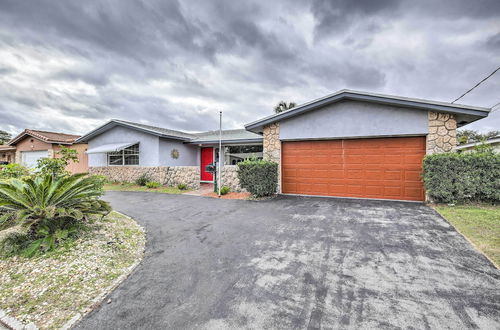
[108,144,139,166]
[223,145,263,165]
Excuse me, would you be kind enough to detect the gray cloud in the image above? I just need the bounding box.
[0,0,499,137]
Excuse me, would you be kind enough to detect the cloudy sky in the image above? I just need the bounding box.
[0,0,499,137]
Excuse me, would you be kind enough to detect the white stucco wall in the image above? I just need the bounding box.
[88,126,160,166]
[279,100,429,140]
[158,138,198,166]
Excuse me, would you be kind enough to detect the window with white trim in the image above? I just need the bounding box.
[107,144,139,165]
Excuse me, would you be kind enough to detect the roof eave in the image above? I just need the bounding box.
[187,138,263,145]
[456,137,500,149]
[76,120,192,143]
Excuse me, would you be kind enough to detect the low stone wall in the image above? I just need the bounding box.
[220,165,245,192]
[89,166,200,189]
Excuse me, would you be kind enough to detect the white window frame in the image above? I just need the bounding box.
[107,144,140,166]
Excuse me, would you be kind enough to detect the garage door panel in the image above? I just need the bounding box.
[21,150,49,168]
[384,170,403,180]
[282,137,425,201]
[404,187,423,199]
[404,171,422,181]
[345,155,364,164]
[365,185,385,196]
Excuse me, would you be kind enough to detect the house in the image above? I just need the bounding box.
[78,89,490,201]
[75,120,263,189]
[455,136,500,153]
[7,129,89,173]
[0,145,16,164]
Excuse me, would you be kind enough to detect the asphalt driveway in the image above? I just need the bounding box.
[76,192,500,330]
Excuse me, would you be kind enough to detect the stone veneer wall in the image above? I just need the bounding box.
[263,123,281,162]
[262,123,281,192]
[89,166,200,189]
[220,165,246,192]
[427,111,457,154]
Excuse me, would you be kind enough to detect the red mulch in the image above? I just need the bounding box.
[202,192,251,200]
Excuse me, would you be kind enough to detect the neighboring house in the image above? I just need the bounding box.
[0,145,16,164]
[455,136,500,153]
[7,129,88,173]
[78,89,490,201]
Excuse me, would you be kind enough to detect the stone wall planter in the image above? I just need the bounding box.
[89,166,200,189]
[220,165,245,192]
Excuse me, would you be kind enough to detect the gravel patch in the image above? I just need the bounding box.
[0,211,145,329]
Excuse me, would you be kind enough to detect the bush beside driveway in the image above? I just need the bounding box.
[76,192,500,330]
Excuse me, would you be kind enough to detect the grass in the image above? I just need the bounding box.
[434,204,500,267]
[104,182,188,194]
[0,212,145,329]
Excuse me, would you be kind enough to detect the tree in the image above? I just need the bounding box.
[274,101,296,114]
[36,146,79,178]
[0,130,11,144]
[457,129,499,145]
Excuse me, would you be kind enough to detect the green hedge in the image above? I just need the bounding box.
[237,160,278,197]
[423,151,500,203]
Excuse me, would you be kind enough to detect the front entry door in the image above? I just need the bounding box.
[200,147,214,181]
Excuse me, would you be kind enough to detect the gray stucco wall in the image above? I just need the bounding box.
[158,138,198,166]
[279,100,428,140]
[88,126,160,166]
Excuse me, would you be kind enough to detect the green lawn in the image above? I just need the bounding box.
[434,204,500,267]
[104,182,187,194]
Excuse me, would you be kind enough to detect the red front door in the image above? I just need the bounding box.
[200,147,214,181]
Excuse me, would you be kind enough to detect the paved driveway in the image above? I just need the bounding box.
[76,192,500,330]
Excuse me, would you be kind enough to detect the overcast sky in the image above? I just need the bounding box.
[0,0,499,137]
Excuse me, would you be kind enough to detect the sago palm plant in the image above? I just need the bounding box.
[0,173,111,255]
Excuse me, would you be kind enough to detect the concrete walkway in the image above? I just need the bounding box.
[76,192,500,330]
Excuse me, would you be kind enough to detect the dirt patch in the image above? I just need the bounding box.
[0,212,145,329]
[203,192,251,200]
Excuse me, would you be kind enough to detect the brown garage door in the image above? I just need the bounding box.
[282,137,426,201]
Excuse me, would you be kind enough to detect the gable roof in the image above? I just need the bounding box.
[245,89,491,133]
[9,129,81,145]
[76,119,197,143]
[76,119,263,144]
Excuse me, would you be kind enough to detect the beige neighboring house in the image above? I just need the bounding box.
[7,129,89,173]
[456,136,500,153]
[0,145,16,164]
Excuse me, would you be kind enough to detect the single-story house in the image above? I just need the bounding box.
[0,145,16,164]
[456,136,500,153]
[76,120,263,189]
[77,89,490,201]
[7,129,89,173]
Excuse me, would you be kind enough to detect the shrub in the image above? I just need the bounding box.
[0,227,29,256]
[220,186,230,195]
[0,173,111,256]
[0,163,31,179]
[423,150,500,204]
[146,181,161,188]
[177,183,188,190]
[135,173,150,186]
[237,160,278,197]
